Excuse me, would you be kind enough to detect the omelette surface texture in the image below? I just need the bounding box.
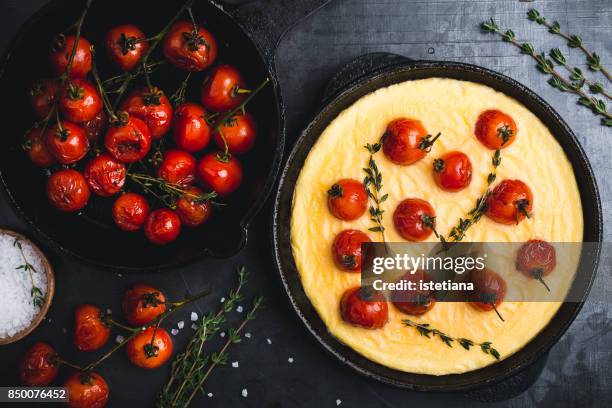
[290,78,584,375]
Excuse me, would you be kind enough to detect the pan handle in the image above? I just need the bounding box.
[224,0,331,70]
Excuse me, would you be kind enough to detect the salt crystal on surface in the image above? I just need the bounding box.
[244,332,251,338]
[191,323,198,330]
[207,393,213,398]
[266,338,272,345]
[232,361,239,368]
[106,308,112,315]
[177,321,184,329]
[220,332,226,337]
[336,399,342,406]
[116,335,125,343]
[241,389,248,398]
[190,312,198,321]
[288,357,294,363]
[236,305,243,313]
[220,297,225,303]
[171,329,179,336]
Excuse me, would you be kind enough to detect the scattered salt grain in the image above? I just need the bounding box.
[106,308,112,315]
[220,332,226,338]
[177,321,184,329]
[190,312,198,321]
[336,399,342,406]
[288,357,294,363]
[244,332,251,338]
[232,361,239,368]
[116,335,125,343]
[266,338,272,345]
[191,323,198,330]
[0,234,48,340]
[241,388,248,398]
[171,329,179,336]
[207,393,213,398]
[220,297,226,303]
[62,328,67,334]
[236,305,243,313]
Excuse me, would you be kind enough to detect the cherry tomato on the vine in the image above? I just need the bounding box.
[64,371,109,408]
[50,35,92,78]
[46,169,90,212]
[157,149,196,187]
[24,128,56,167]
[172,102,211,152]
[104,115,151,163]
[213,113,256,155]
[59,79,102,123]
[105,24,149,71]
[196,152,243,197]
[45,121,89,164]
[120,87,173,139]
[122,283,167,326]
[112,193,150,232]
[19,342,60,387]
[144,209,181,245]
[83,154,126,197]
[82,110,107,142]
[201,64,247,112]
[30,79,59,119]
[73,304,110,352]
[163,21,217,72]
[126,326,173,369]
[175,186,213,227]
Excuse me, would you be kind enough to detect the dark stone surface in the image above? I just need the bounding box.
[0,0,610,407]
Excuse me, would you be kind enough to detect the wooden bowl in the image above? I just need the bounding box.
[0,229,54,345]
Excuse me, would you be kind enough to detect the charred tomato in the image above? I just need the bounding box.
[120,87,173,139]
[393,198,437,241]
[157,149,196,186]
[64,371,109,408]
[73,304,110,352]
[50,35,92,78]
[468,268,507,321]
[24,128,56,167]
[30,79,59,119]
[213,113,256,155]
[391,271,436,316]
[126,326,173,369]
[332,229,371,272]
[112,193,150,232]
[104,115,152,163]
[175,186,213,227]
[122,283,167,326]
[340,287,388,329]
[516,239,556,291]
[45,121,89,164]
[475,109,517,149]
[173,102,211,152]
[201,64,247,112]
[196,152,243,197]
[19,342,60,386]
[163,21,217,72]
[105,24,149,71]
[144,209,182,245]
[485,179,533,225]
[46,169,90,212]
[59,79,102,123]
[83,154,126,197]
[382,118,440,165]
[327,179,368,221]
[433,151,473,192]
[82,110,107,142]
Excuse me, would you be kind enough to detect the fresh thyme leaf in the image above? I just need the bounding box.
[363,143,387,242]
[14,238,44,309]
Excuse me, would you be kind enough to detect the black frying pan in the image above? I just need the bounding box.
[273,53,603,392]
[0,0,329,271]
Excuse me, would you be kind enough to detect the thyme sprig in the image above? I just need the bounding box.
[13,239,44,308]
[403,319,500,360]
[481,19,612,126]
[128,172,219,209]
[363,141,388,242]
[527,9,611,82]
[549,48,611,100]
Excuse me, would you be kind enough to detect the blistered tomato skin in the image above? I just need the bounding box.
[104,116,152,163]
[64,371,109,408]
[157,149,196,187]
[105,24,149,71]
[173,103,211,152]
[82,110,107,142]
[201,65,247,112]
[24,128,56,167]
[393,198,436,241]
[112,193,150,232]
[175,186,213,227]
[383,118,437,165]
[19,342,60,386]
[163,21,217,72]
[196,153,243,197]
[126,326,173,369]
[332,229,371,272]
[45,121,89,164]
[485,179,533,225]
[475,109,518,150]
[30,79,59,119]
[122,283,167,326]
[144,209,182,245]
[50,35,92,78]
[433,151,473,192]
[84,154,126,197]
[340,287,388,329]
[327,179,368,221]
[59,79,103,123]
[46,169,90,212]
[120,88,173,139]
[73,304,111,352]
[516,240,557,280]
[391,271,436,316]
[468,268,507,313]
[213,113,256,155]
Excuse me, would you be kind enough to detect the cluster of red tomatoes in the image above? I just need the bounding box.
[25,19,258,245]
[326,110,554,329]
[19,283,172,408]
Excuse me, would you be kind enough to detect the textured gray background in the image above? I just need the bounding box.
[0,0,610,407]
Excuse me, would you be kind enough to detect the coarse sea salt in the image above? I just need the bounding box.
[0,234,47,339]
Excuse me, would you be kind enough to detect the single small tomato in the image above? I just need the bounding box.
[196,152,243,196]
[144,209,181,245]
[516,239,556,291]
[83,154,126,197]
[157,149,196,186]
[104,115,152,163]
[433,151,473,192]
[163,21,217,71]
[19,342,60,386]
[50,35,92,78]
[340,287,388,329]
[175,186,213,227]
[82,110,107,142]
[30,79,59,119]
[73,304,111,352]
[45,121,89,164]
[468,268,507,321]
[332,229,371,272]
[391,271,436,316]
[173,102,211,152]
[105,24,149,71]
[393,198,437,241]
[201,65,247,112]
[327,179,368,221]
[213,113,256,155]
[64,371,109,408]
[122,283,167,326]
[475,109,517,149]
[382,118,440,165]
[120,87,173,139]
[46,169,90,212]
[59,79,102,123]
[485,179,533,225]
[112,192,150,232]
[126,326,173,369]
[24,128,56,167]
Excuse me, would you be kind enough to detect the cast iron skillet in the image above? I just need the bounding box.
[0,0,328,271]
[273,53,602,392]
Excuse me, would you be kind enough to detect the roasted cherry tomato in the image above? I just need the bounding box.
[433,151,473,192]
[393,198,436,241]
[196,152,243,196]
[468,268,507,321]
[485,179,533,225]
[64,371,109,408]
[19,342,60,386]
[73,304,110,352]
[120,87,173,139]
[382,118,439,165]
[105,24,149,71]
[327,179,368,221]
[24,128,56,167]
[475,109,517,150]
[340,287,388,329]
[112,193,150,232]
[59,79,102,123]
[213,113,256,155]
[45,121,89,164]
[82,110,107,142]
[50,35,92,78]
[144,209,181,245]
[30,79,59,119]
[516,239,556,291]
[163,21,217,72]
[157,149,196,186]
[46,169,90,212]
[332,229,371,272]
[83,154,126,197]
[104,115,152,163]
[173,102,211,152]
[126,326,173,369]
[122,283,167,326]
[201,64,247,112]
[175,186,213,227]
[391,271,436,316]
